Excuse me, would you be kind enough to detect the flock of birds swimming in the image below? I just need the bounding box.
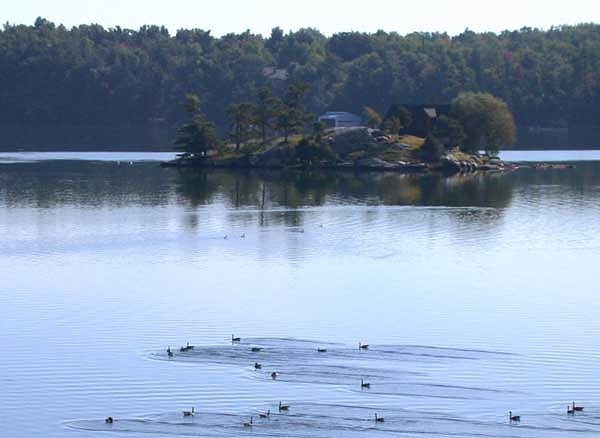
[104,336,587,429]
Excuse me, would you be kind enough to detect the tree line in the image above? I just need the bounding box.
[1,18,599,134]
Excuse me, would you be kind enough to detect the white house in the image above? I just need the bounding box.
[318,111,362,129]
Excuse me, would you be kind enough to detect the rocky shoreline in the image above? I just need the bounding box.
[160,154,509,173]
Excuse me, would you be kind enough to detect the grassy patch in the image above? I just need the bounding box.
[448,149,472,161]
[399,135,425,150]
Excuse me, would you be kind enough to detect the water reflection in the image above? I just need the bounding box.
[175,169,514,210]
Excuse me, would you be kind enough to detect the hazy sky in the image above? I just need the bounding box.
[4,0,600,36]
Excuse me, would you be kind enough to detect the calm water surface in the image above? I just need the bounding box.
[1,152,600,437]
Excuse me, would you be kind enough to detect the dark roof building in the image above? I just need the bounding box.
[386,104,450,137]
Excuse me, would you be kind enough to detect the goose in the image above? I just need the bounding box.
[317,348,327,353]
[271,371,279,379]
[278,401,289,411]
[259,410,270,418]
[254,362,262,369]
[359,342,369,350]
[573,401,584,412]
[509,411,520,422]
[232,334,241,343]
[374,413,384,422]
[251,347,262,352]
[243,416,253,427]
[180,342,194,352]
[567,405,575,415]
[105,416,113,424]
[361,379,370,389]
[241,233,246,238]
[183,407,195,417]
[167,346,173,358]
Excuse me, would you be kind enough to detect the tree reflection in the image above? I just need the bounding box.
[175,169,515,210]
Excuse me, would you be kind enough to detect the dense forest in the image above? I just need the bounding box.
[1,18,600,149]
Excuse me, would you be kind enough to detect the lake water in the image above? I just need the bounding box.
[1,152,600,437]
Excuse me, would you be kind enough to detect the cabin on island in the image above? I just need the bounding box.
[386,104,450,137]
[318,111,363,129]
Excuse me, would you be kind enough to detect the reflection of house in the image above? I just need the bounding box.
[386,104,449,137]
[318,111,362,128]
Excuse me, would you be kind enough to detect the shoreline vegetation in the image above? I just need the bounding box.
[162,87,518,175]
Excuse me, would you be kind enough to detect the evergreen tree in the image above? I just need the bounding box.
[174,94,218,157]
[226,102,255,151]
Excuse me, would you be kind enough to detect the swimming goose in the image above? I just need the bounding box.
[567,405,575,415]
[105,416,113,424]
[374,413,384,422]
[243,416,253,427]
[251,347,262,352]
[271,371,279,379]
[232,334,241,343]
[359,342,369,350]
[509,411,520,422]
[361,379,370,389]
[278,401,289,411]
[258,410,270,418]
[183,407,195,417]
[254,362,262,369]
[573,401,584,411]
[317,348,327,353]
[180,342,194,352]
[167,346,173,357]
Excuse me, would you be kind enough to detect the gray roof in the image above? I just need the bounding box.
[424,108,437,118]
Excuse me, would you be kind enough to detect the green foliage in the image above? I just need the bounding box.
[419,135,445,162]
[382,117,401,135]
[295,136,337,166]
[362,106,382,128]
[174,94,218,156]
[433,115,466,148]
[450,92,516,155]
[384,105,413,133]
[2,19,600,146]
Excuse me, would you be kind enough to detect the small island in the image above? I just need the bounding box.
[162,84,517,174]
